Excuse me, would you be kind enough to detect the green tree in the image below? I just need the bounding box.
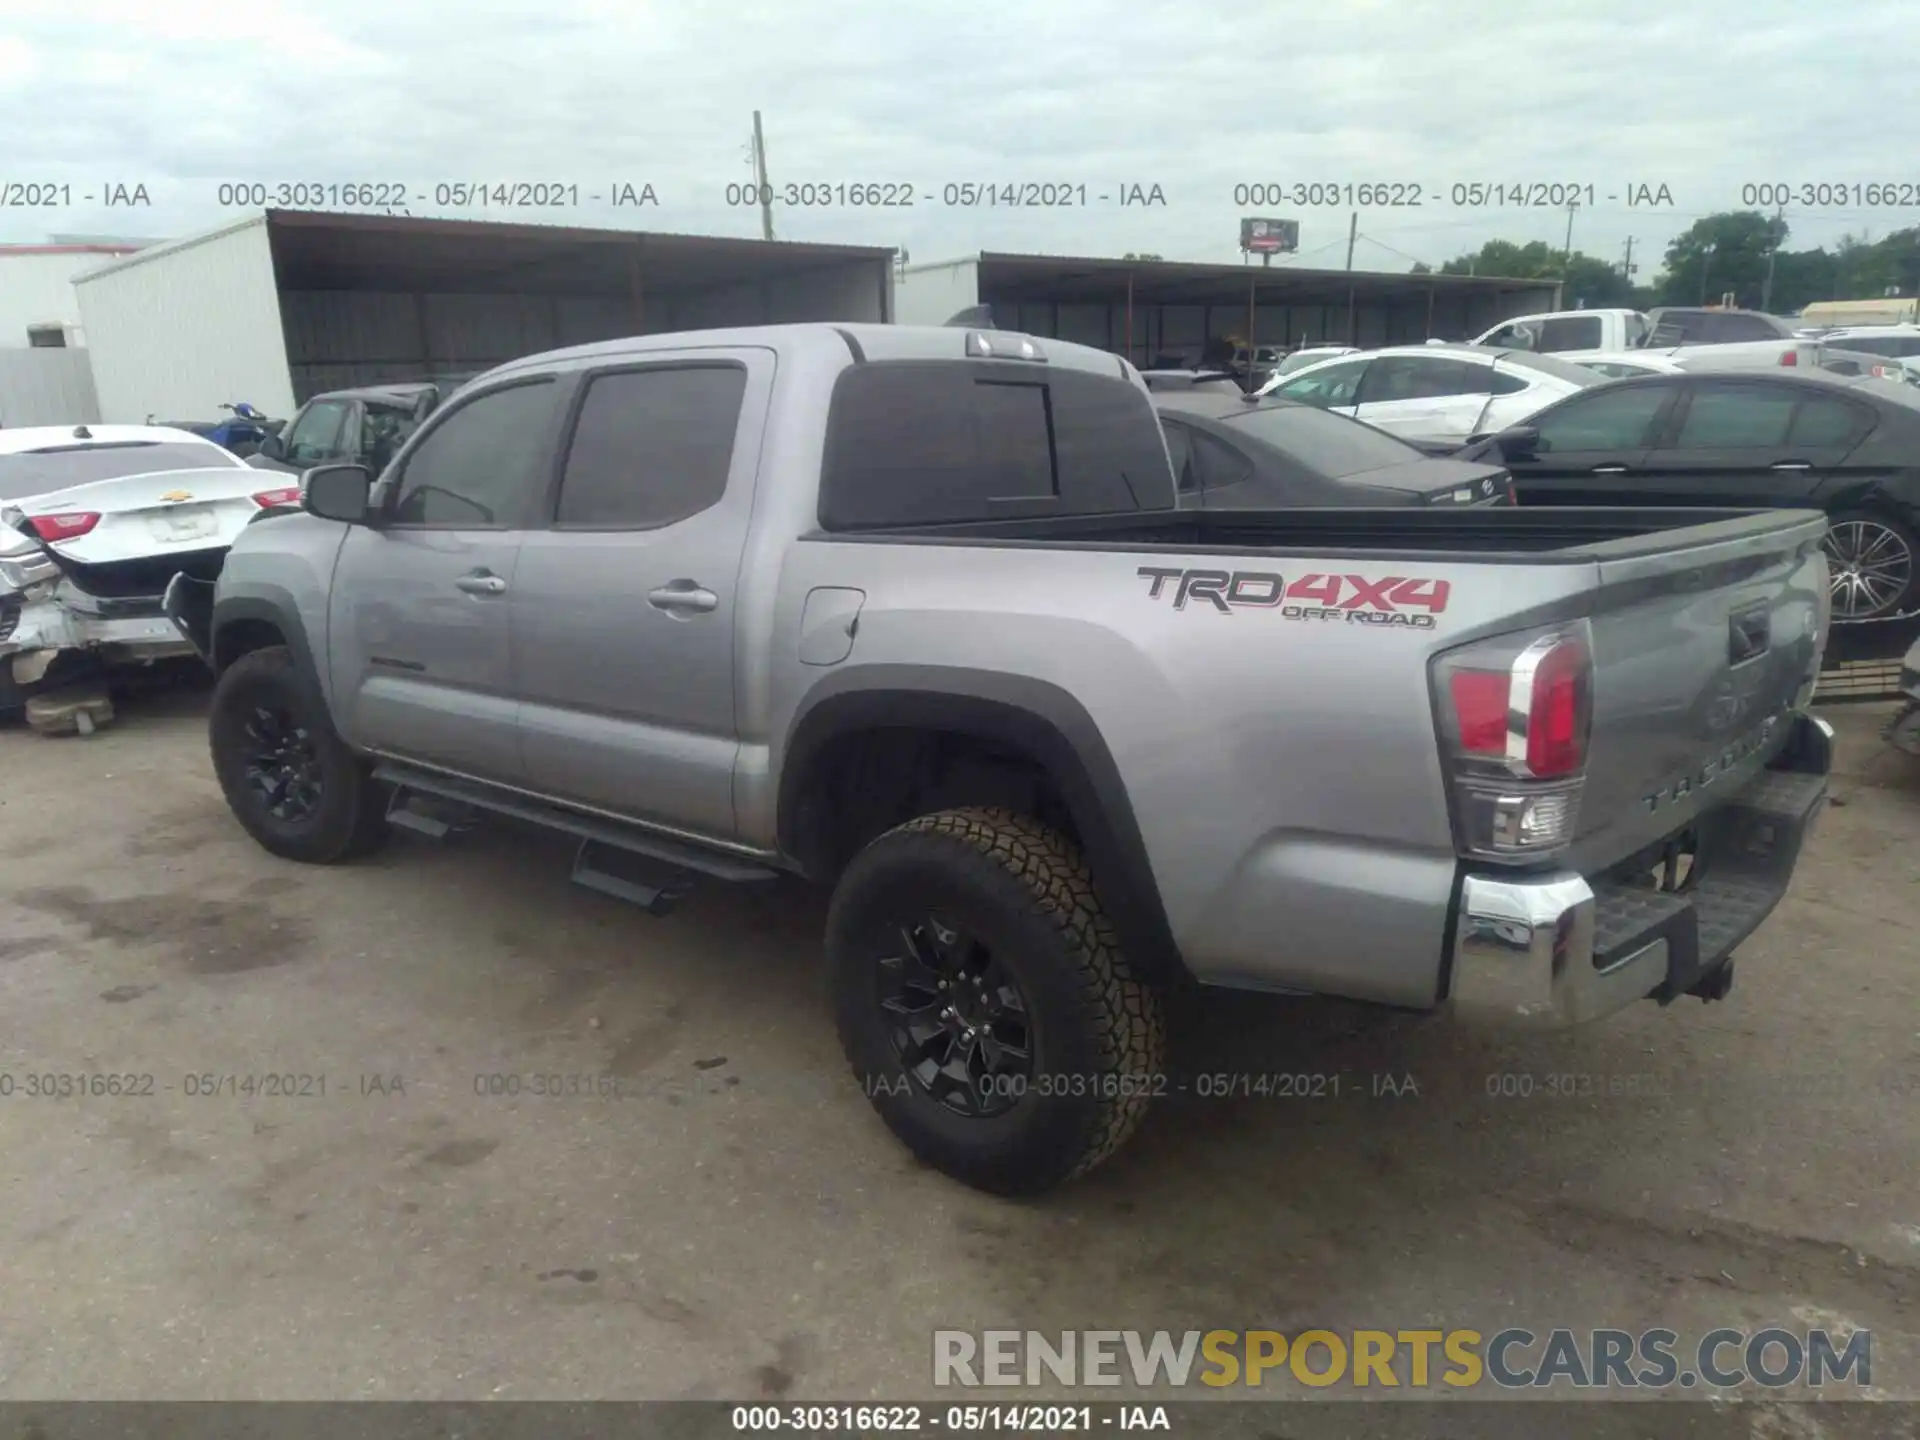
[1766,247,1839,312]
[1122,252,1164,261]
[1437,240,1636,306]
[1655,211,1787,307]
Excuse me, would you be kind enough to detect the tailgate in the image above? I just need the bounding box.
[1567,509,1829,871]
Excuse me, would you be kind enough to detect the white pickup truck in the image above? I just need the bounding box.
[1474,307,1911,385]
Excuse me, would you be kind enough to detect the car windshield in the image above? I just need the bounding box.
[1223,403,1423,477]
[0,441,232,501]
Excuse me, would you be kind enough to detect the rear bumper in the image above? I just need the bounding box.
[2,591,194,683]
[1446,712,1833,1028]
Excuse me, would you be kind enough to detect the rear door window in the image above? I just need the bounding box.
[555,365,749,528]
[1357,357,1489,403]
[819,361,1172,528]
[1787,395,1874,449]
[1670,384,1797,448]
[1531,384,1674,452]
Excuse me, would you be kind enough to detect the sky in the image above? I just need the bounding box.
[1,0,1914,280]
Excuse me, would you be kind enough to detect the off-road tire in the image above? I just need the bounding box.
[827,806,1167,1195]
[208,645,388,863]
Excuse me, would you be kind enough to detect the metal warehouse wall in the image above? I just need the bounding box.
[0,348,100,425]
[0,252,97,347]
[993,292,1555,357]
[897,259,1556,353]
[280,259,890,403]
[75,218,296,422]
[895,261,981,325]
[280,290,637,399]
[652,259,890,331]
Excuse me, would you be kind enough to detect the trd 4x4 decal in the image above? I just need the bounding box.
[1138,568,1451,629]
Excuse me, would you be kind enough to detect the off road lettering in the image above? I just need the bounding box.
[1147,568,1450,621]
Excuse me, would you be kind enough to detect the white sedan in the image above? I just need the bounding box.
[1,423,302,702]
[1255,344,1599,445]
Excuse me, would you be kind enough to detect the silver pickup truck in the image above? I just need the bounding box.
[166,322,1836,1195]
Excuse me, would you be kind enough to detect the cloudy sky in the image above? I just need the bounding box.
[1,0,1913,279]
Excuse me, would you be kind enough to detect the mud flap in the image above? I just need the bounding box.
[161,573,217,668]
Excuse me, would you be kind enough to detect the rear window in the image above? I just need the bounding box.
[1223,404,1421,478]
[0,441,232,500]
[1536,315,1604,351]
[818,360,1172,529]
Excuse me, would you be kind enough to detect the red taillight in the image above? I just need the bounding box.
[1444,635,1590,777]
[1524,639,1588,777]
[1449,671,1511,756]
[1434,625,1594,861]
[252,486,301,508]
[29,511,100,540]
[1778,349,1798,367]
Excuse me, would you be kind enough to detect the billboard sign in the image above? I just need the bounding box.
[1241,218,1299,255]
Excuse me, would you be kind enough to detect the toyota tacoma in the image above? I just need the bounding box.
[166,322,1835,1195]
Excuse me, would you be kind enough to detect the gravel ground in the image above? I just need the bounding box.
[0,686,1914,1437]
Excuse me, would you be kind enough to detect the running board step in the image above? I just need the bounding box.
[571,840,693,916]
[369,761,781,884]
[385,788,476,840]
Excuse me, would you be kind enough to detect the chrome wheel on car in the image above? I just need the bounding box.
[1823,518,1915,620]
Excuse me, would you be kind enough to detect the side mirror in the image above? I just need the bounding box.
[302,463,376,525]
[257,431,287,461]
[1496,426,1540,462]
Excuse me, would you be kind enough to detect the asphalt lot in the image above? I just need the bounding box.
[0,683,1915,1434]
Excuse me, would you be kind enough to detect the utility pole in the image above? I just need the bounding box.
[1761,203,1784,312]
[751,110,774,241]
[1622,235,1635,279]
[1554,198,1579,309]
[1344,212,1359,344]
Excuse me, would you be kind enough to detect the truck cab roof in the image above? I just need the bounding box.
[486,322,1136,386]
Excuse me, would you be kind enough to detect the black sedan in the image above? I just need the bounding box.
[1460,370,1920,621]
[1151,386,1514,510]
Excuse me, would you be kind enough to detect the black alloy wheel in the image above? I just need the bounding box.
[240,704,323,823]
[207,645,388,863]
[875,913,1034,1117]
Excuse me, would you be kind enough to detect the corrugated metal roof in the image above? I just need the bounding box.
[69,214,268,284]
[0,244,146,257]
[261,210,895,294]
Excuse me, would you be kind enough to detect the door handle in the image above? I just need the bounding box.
[1771,461,1813,471]
[1589,465,1629,474]
[648,582,719,614]
[455,572,508,596]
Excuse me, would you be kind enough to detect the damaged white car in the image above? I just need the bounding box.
[0,424,301,709]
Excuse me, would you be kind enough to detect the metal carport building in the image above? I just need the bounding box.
[74,210,897,422]
[895,251,1556,364]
